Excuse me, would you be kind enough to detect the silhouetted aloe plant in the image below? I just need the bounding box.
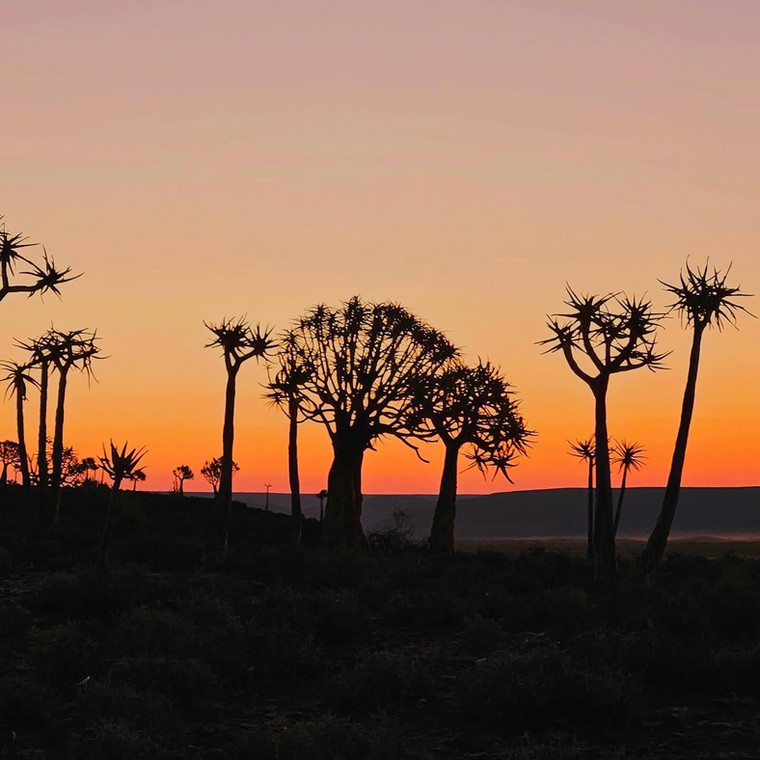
[569,436,596,562]
[172,465,194,495]
[541,289,666,581]
[415,360,532,553]
[283,298,458,547]
[98,441,147,572]
[205,317,276,561]
[639,263,754,574]
[610,440,646,537]
[0,220,80,303]
[1,361,39,488]
[265,330,313,544]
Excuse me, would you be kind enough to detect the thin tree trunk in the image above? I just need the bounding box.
[324,434,366,548]
[213,367,238,561]
[638,326,705,575]
[586,459,594,563]
[37,360,49,490]
[0,462,7,485]
[49,368,69,525]
[16,392,31,488]
[288,396,302,544]
[613,466,629,538]
[592,378,615,583]
[429,443,460,553]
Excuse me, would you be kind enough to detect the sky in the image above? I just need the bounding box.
[1,0,758,494]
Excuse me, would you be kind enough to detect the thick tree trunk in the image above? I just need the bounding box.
[586,460,594,563]
[288,397,302,545]
[324,435,366,548]
[429,443,460,553]
[16,393,31,489]
[50,368,69,524]
[638,326,704,575]
[592,378,615,583]
[37,361,49,490]
[613,466,629,538]
[213,367,238,562]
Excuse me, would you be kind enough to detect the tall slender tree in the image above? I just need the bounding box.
[282,298,458,547]
[47,328,101,523]
[541,289,666,582]
[1,361,39,488]
[266,330,313,544]
[200,456,238,496]
[416,360,532,553]
[569,437,596,563]
[639,264,753,574]
[204,317,275,561]
[610,440,646,537]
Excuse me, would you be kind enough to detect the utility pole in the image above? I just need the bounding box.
[264,482,272,512]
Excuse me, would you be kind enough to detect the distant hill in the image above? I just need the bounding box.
[187,487,760,540]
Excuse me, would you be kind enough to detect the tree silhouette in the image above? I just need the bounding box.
[130,469,147,491]
[541,289,666,581]
[416,360,531,553]
[1,361,39,488]
[639,264,753,574]
[283,297,458,547]
[0,440,20,484]
[46,328,101,523]
[265,330,313,544]
[200,456,239,496]
[205,315,275,561]
[0,220,79,303]
[79,456,99,485]
[610,440,646,538]
[172,465,194,495]
[569,436,596,563]
[17,332,58,493]
[98,441,146,572]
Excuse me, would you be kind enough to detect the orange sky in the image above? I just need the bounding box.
[1,1,758,494]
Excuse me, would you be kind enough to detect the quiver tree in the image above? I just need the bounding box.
[1,361,39,488]
[610,440,646,537]
[569,437,596,562]
[200,456,239,496]
[541,289,666,582]
[172,465,194,495]
[265,330,313,544]
[283,297,458,548]
[46,328,101,524]
[416,360,531,553]
[204,317,276,561]
[639,264,753,575]
[17,332,57,493]
[0,220,79,303]
[0,440,20,484]
[98,441,146,572]
[316,489,327,523]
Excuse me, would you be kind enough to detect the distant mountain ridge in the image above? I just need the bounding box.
[187,487,760,540]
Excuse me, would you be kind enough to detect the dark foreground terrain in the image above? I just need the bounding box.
[2,487,760,759]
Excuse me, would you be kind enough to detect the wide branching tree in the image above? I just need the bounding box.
[0,440,20,484]
[415,359,531,553]
[285,297,458,547]
[200,456,238,496]
[541,289,666,582]
[638,264,753,575]
[569,436,596,563]
[205,317,275,561]
[265,330,313,544]
[172,465,194,495]
[0,220,79,303]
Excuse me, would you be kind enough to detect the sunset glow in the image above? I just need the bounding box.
[2,1,758,494]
